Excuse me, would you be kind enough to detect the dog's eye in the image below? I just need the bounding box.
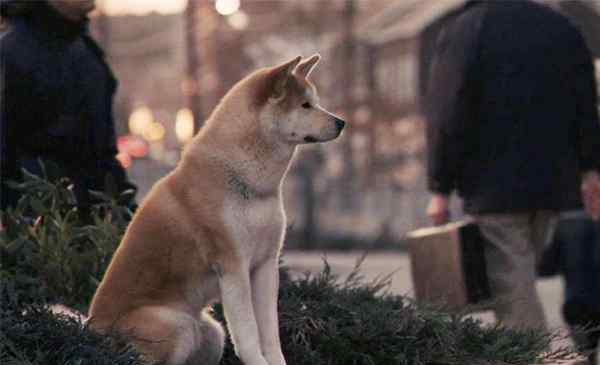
[302,102,312,109]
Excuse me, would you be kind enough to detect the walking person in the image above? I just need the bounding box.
[425,0,600,331]
[0,0,136,217]
[539,212,600,364]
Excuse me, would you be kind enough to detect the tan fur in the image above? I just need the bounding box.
[88,55,344,365]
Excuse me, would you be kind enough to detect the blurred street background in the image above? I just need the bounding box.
[81,0,600,250]
[79,0,600,329]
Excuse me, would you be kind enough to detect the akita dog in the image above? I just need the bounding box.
[88,55,345,365]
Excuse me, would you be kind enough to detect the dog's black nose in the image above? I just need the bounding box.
[334,117,346,131]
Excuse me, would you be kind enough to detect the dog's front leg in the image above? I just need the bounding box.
[216,262,269,365]
[252,257,286,365]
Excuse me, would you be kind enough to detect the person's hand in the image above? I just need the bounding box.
[582,170,600,220]
[427,194,451,226]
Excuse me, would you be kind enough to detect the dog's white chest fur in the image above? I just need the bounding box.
[223,194,285,266]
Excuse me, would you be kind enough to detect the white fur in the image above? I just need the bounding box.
[220,192,287,365]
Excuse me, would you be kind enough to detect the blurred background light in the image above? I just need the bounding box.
[128,106,153,136]
[118,135,148,158]
[175,108,195,144]
[227,10,249,30]
[143,121,166,142]
[115,151,133,169]
[99,0,186,15]
[215,0,240,16]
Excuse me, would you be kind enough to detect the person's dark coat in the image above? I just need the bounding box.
[538,212,600,363]
[425,0,600,214]
[0,1,136,212]
[540,213,600,312]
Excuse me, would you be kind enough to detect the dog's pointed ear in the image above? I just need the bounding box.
[270,56,302,102]
[294,53,321,79]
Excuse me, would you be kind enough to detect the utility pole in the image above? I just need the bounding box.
[297,1,326,249]
[184,0,204,133]
[340,0,356,210]
[365,44,378,188]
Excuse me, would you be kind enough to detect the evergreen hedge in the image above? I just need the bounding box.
[0,168,573,364]
[217,262,566,365]
[0,292,147,365]
[0,164,131,309]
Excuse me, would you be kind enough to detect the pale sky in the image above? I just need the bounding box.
[99,0,187,15]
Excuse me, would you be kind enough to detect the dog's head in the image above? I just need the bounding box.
[256,55,345,145]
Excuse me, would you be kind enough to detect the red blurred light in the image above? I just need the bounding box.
[116,152,133,169]
[118,135,149,158]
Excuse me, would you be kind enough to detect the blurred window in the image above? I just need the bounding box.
[376,54,416,103]
[398,54,416,102]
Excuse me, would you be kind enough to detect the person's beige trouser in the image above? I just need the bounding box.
[474,211,558,330]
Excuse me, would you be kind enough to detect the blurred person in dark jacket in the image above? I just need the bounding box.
[539,212,600,364]
[425,0,600,330]
[0,0,136,217]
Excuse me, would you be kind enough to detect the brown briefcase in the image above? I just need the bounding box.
[406,220,491,309]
